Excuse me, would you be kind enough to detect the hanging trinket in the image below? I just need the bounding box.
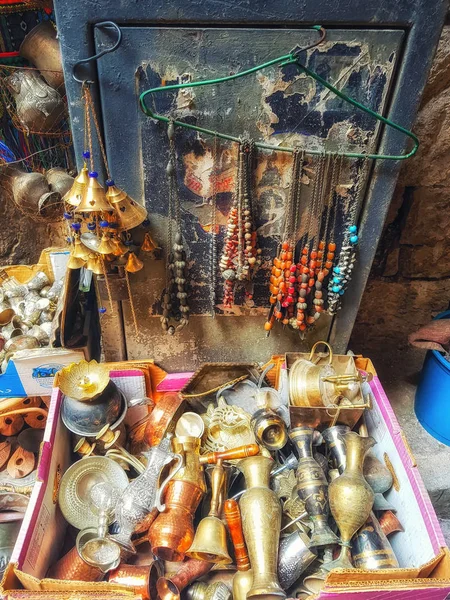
[219,139,261,309]
[265,148,304,334]
[328,157,368,315]
[161,120,190,335]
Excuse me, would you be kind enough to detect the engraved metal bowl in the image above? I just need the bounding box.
[58,456,129,530]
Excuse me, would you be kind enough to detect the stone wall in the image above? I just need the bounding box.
[351,25,450,369]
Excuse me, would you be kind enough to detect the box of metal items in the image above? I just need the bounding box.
[1,356,450,600]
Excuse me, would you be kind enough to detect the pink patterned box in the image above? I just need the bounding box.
[2,368,450,598]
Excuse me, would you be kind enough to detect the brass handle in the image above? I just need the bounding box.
[199,444,259,465]
[308,341,333,365]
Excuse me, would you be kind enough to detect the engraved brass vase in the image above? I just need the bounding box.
[328,431,376,569]
[289,427,338,549]
[19,21,65,91]
[238,455,285,600]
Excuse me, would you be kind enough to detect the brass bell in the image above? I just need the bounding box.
[105,180,128,204]
[125,252,144,273]
[97,233,116,256]
[114,196,147,230]
[64,165,89,207]
[72,236,91,261]
[141,232,158,252]
[75,172,112,213]
[112,236,128,256]
[187,461,232,565]
[67,254,86,270]
[86,254,103,275]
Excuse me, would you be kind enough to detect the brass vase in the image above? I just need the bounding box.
[149,436,206,561]
[289,427,338,549]
[0,166,61,220]
[238,455,285,600]
[328,432,376,569]
[352,512,399,569]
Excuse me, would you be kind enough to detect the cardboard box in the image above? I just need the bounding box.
[2,364,450,599]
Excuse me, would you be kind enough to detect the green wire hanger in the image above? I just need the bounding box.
[139,26,418,161]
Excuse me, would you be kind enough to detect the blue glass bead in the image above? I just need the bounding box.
[105,179,115,187]
[63,212,72,220]
[142,219,150,227]
[66,236,72,243]
[88,171,98,178]
[333,266,340,274]
[99,307,107,314]
[339,289,345,295]
[350,235,359,244]
[332,285,341,293]
[82,151,90,159]
[87,222,96,231]
[99,220,109,228]
[71,222,81,231]
[333,276,340,283]
[349,225,357,233]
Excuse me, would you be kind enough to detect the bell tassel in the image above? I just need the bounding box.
[125,252,144,273]
[141,232,158,252]
[64,164,89,208]
[75,172,112,213]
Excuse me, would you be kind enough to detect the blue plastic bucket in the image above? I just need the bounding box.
[415,309,450,446]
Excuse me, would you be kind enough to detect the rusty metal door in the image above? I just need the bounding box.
[54,2,446,371]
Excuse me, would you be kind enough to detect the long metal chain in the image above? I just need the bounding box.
[330,154,344,243]
[292,149,305,240]
[210,135,218,316]
[85,86,111,180]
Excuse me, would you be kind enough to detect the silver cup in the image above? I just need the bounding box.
[46,279,63,301]
[1,321,23,341]
[27,325,50,346]
[39,321,53,338]
[8,297,25,318]
[278,530,317,590]
[39,285,51,298]
[26,270,50,292]
[4,285,27,300]
[39,309,55,324]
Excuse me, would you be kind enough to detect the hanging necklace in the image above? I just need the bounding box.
[161,120,190,334]
[307,153,342,326]
[265,147,304,334]
[328,156,369,315]
[210,135,218,317]
[219,138,260,309]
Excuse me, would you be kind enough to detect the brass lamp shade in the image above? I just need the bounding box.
[114,196,147,230]
[72,236,91,261]
[86,254,104,275]
[64,165,89,207]
[97,233,116,255]
[67,254,86,270]
[186,516,232,565]
[75,173,112,213]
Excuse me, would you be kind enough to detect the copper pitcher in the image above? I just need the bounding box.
[0,166,62,220]
[149,436,206,561]
[5,70,64,133]
[19,21,65,92]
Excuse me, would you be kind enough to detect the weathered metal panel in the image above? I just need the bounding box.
[54,0,446,369]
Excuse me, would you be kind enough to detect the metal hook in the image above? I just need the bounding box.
[290,25,327,58]
[72,21,122,84]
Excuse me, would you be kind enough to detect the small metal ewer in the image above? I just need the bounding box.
[5,70,64,133]
[19,21,65,91]
[0,166,61,220]
[77,527,121,574]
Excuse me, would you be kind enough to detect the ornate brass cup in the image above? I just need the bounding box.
[238,455,285,600]
[277,529,316,590]
[224,498,252,600]
[186,581,232,600]
[19,21,65,91]
[352,512,399,569]
[149,436,206,561]
[289,427,338,550]
[289,342,337,407]
[328,432,376,569]
[157,558,213,600]
[322,425,350,474]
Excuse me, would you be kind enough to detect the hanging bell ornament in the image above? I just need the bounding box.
[86,254,104,275]
[67,254,87,270]
[64,157,90,207]
[112,236,128,257]
[141,232,158,252]
[75,172,112,213]
[97,222,116,256]
[125,252,144,273]
[105,180,128,204]
[114,196,148,230]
